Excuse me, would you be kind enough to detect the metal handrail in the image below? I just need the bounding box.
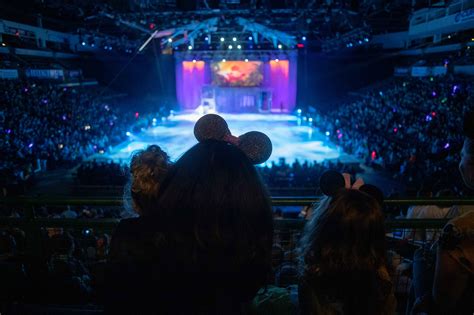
[2,196,474,206]
[0,217,450,230]
[1,196,461,257]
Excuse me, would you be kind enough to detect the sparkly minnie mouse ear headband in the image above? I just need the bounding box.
[193,114,273,165]
[319,170,384,206]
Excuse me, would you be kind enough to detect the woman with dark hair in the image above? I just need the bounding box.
[299,190,396,315]
[106,140,273,314]
[151,140,273,314]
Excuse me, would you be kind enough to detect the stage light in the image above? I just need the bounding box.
[244,58,249,62]
[109,46,113,50]
[248,36,252,41]
[302,36,306,41]
[220,37,225,42]
[126,131,132,136]
[232,37,237,42]
[237,45,241,49]
[364,38,369,42]
[358,40,363,44]
[91,43,95,47]
[1,43,6,47]
[168,38,173,43]
[188,45,193,50]
[275,59,279,62]
[204,36,209,41]
[222,59,226,62]
[228,45,233,49]
[297,43,304,48]
[297,109,302,114]
[278,44,282,49]
[81,41,86,46]
[309,118,313,123]
[325,131,330,136]
[192,59,196,63]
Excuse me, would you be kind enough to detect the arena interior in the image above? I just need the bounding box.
[0,0,474,314]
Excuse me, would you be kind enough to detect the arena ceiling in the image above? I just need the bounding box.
[0,0,446,52]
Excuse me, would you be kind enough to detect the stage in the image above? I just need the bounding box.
[103,113,358,165]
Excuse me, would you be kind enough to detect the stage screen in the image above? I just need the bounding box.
[211,61,263,87]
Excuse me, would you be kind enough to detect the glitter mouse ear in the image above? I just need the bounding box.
[194,114,231,142]
[319,170,385,206]
[193,114,273,165]
[238,131,273,165]
[319,170,345,197]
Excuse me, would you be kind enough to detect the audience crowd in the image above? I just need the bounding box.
[0,80,157,194]
[1,75,473,197]
[310,75,473,194]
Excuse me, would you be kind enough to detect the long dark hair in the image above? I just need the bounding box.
[152,140,273,296]
[299,189,390,315]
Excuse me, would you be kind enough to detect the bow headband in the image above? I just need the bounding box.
[319,170,384,206]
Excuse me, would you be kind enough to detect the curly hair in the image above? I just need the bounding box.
[126,145,170,216]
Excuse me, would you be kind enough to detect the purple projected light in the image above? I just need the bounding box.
[176,56,297,112]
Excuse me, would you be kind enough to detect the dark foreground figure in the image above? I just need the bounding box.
[105,140,273,314]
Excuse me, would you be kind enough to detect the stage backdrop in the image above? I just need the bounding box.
[175,53,297,112]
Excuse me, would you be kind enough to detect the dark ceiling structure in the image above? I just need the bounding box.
[0,0,448,53]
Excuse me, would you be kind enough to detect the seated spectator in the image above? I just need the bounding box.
[405,188,455,242]
[106,140,273,314]
[299,190,396,315]
[127,145,170,216]
[432,210,474,313]
[105,144,171,312]
[61,205,78,219]
[411,210,474,314]
[108,144,170,260]
[460,126,474,190]
[46,233,92,304]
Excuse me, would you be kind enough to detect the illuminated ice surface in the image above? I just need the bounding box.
[103,113,358,165]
